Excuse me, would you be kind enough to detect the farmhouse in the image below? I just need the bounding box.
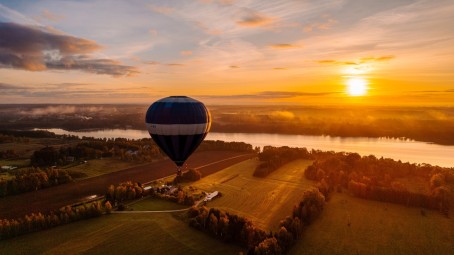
[203,191,219,202]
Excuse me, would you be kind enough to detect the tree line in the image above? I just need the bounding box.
[29,136,257,168]
[30,139,162,167]
[105,181,195,207]
[304,151,453,215]
[253,146,313,177]
[173,169,202,184]
[0,167,73,197]
[187,188,326,254]
[198,140,256,153]
[0,201,108,240]
[105,181,144,205]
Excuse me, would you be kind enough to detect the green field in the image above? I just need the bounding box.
[63,158,146,179]
[0,142,43,158]
[191,158,316,231]
[0,207,241,255]
[290,192,454,255]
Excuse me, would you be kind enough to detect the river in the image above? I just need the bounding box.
[39,128,453,168]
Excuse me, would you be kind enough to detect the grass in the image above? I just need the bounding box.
[191,158,316,231]
[290,192,454,255]
[0,213,242,255]
[128,197,189,211]
[63,158,146,179]
[0,159,30,168]
[0,142,43,158]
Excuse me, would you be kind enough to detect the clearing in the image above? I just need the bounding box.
[191,159,315,231]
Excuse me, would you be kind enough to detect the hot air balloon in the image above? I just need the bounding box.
[145,96,211,174]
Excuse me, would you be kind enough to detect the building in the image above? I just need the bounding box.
[203,191,219,202]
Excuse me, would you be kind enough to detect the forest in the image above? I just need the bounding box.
[253,146,453,216]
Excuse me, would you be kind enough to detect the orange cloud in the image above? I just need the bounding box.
[270,43,300,49]
[237,11,275,27]
[149,4,175,15]
[304,17,337,32]
[360,55,395,62]
[40,9,65,22]
[180,50,193,56]
[317,55,395,65]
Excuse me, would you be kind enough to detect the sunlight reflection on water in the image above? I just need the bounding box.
[40,128,453,167]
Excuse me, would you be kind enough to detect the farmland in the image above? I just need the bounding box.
[0,151,254,219]
[1,155,453,255]
[61,158,146,179]
[191,158,315,230]
[290,193,454,255]
[0,212,240,255]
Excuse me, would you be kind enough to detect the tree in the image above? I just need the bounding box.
[105,201,112,214]
[254,237,281,255]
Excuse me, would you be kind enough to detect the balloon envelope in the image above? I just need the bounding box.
[145,96,211,166]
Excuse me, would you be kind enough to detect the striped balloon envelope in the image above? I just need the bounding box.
[145,96,211,167]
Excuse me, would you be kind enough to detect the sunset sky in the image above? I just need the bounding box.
[0,0,453,105]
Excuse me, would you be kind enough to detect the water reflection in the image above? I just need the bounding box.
[39,128,453,167]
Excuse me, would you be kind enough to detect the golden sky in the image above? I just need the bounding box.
[0,0,453,105]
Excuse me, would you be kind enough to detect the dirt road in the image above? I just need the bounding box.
[0,151,255,219]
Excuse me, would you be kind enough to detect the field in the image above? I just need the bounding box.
[62,158,147,179]
[290,192,454,255]
[2,155,453,255]
[128,197,188,211]
[0,212,240,255]
[191,159,316,231]
[0,151,254,219]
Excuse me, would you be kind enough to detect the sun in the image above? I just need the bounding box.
[346,77,368,96]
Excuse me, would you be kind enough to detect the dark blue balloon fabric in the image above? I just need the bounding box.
[145,96,211,166]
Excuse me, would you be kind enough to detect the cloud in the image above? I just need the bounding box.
[144,61,160,65]
[0,3,40,26]
[317,60,336,64]
[316,55,395,65]
[359,56,395,62]
[203,91,337,100]
[0,82,27,90]
[304,17,338,32]
[46,56,139,76]
[0,22,138,76]
[199,0,236,5]
[149,4,175,15]
[273,67,287,70]
[39,9,64,22]
[167,63,184,67]
[236,9,275,27]
[269,43,300,49]
[180,50,193,56]
[230,65,239,68]
[148,29,158,36]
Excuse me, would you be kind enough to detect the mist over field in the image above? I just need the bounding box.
[2,104,454,145]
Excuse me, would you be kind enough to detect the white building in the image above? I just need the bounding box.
[203,191,219,202]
